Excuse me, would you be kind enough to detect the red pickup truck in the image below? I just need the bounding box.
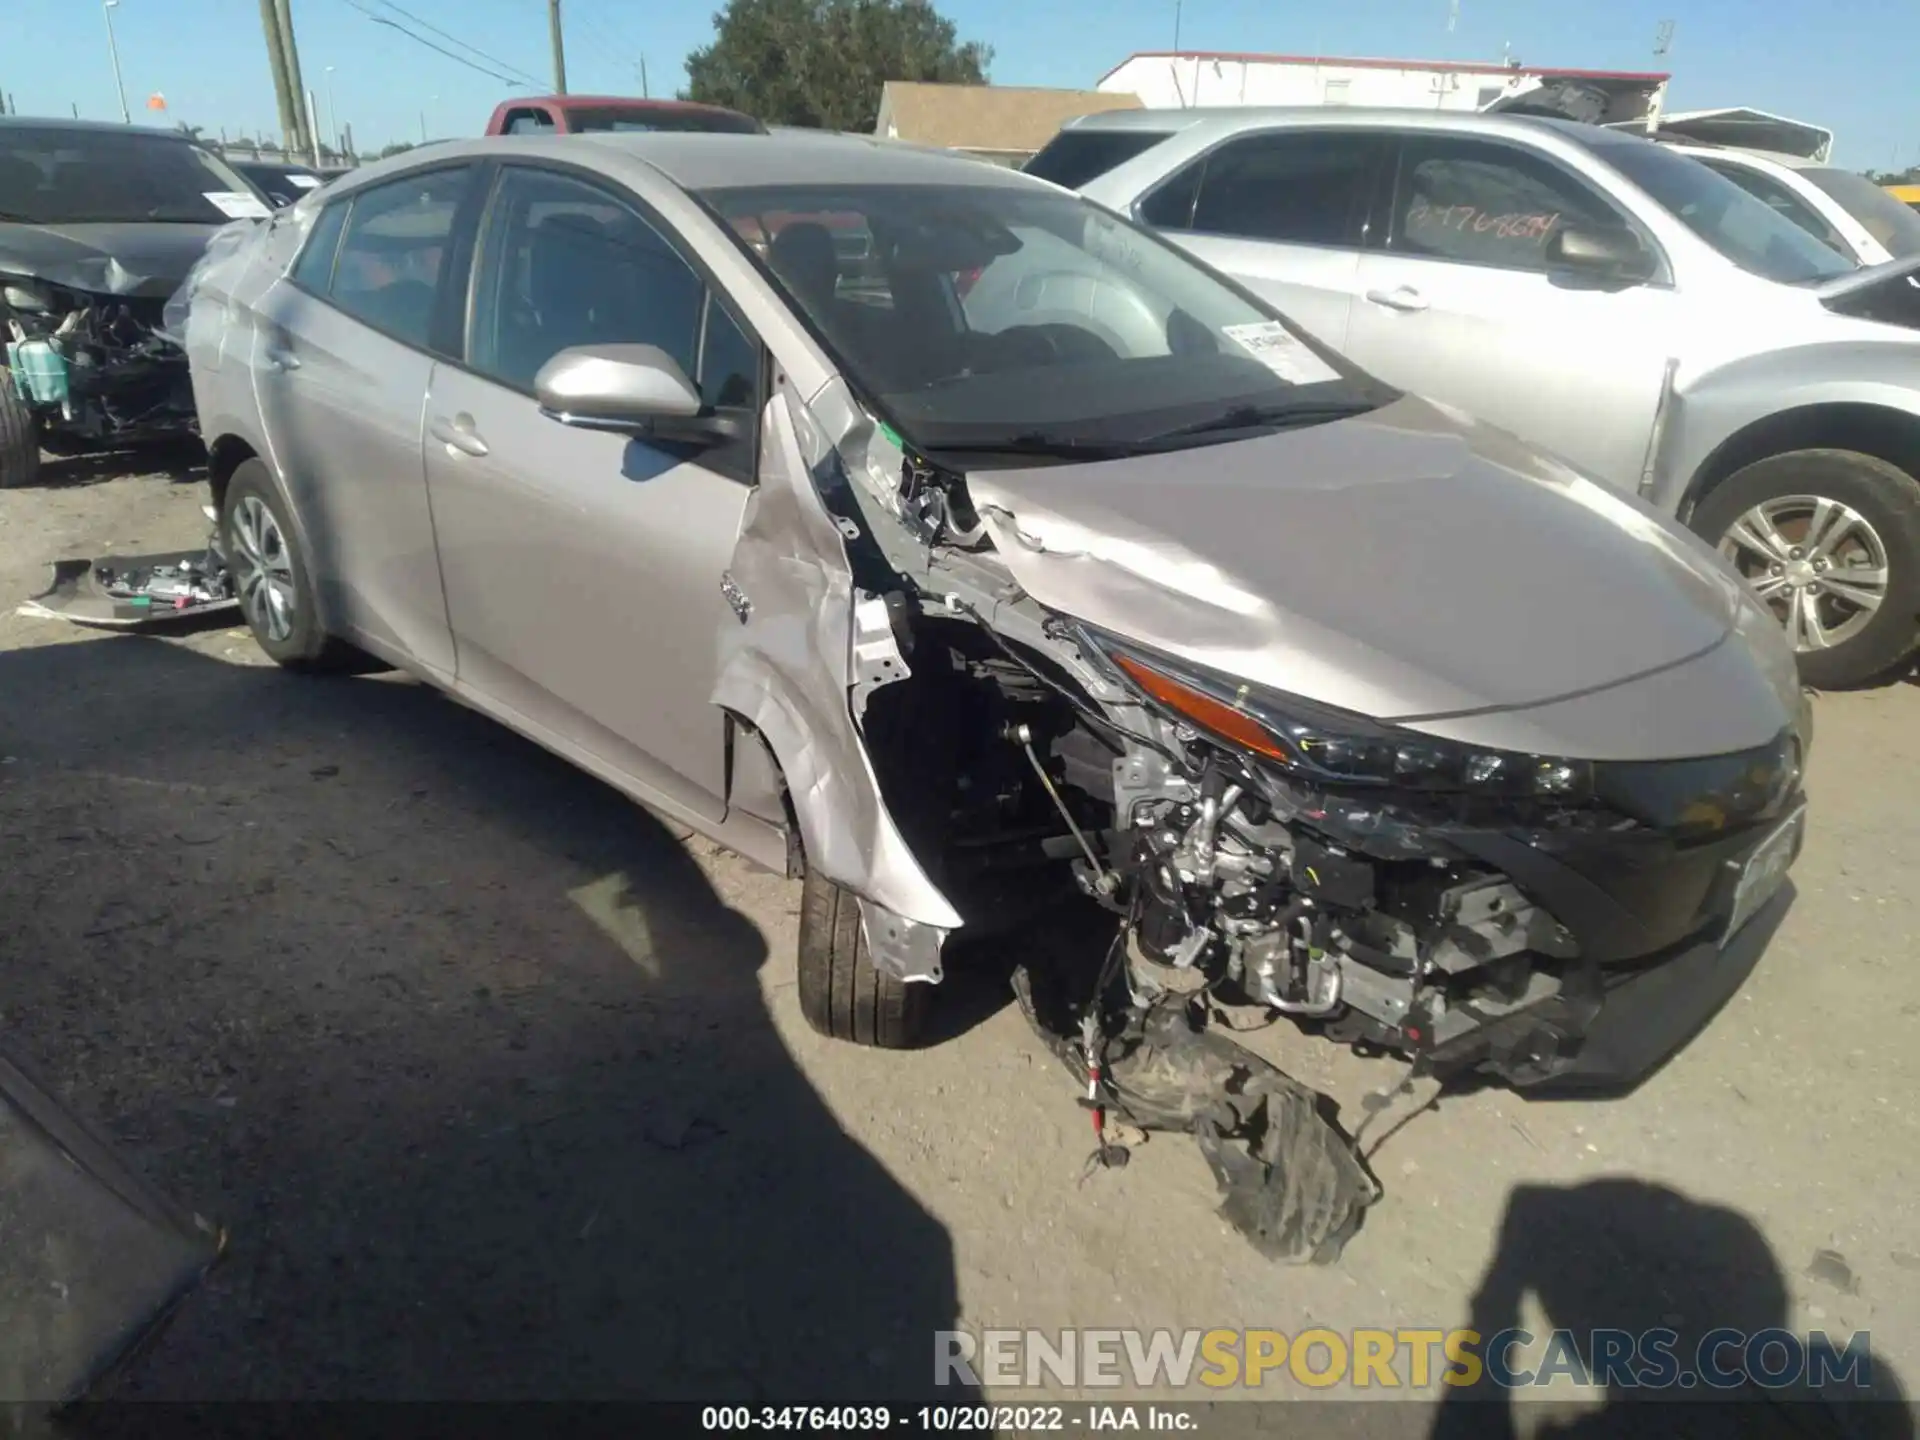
[484,95,765,136]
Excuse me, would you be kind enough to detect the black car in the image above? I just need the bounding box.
[0,118,271,488]
[232,159,326,209]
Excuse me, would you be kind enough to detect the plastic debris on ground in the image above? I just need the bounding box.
[16,540,235,630]
[1013,963,1381,1264]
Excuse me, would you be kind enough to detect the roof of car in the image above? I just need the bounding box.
[1054,105,1604,140]
[0,115,197,141]
[357,129,1044,194]
[503,94,748,116]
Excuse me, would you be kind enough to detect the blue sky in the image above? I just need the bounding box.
[3,0,1916,170]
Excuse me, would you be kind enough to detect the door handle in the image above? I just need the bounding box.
[1364,285,1430,313]
[263,346,300,371]
[429,413,490,458]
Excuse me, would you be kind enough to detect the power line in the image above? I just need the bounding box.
[369,0,547,88]
[336,0,543,89]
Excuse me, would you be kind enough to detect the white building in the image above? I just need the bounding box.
[1097,50,1671,127]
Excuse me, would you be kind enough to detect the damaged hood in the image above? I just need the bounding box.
[966,395,1760,739]
[0,221,225,299]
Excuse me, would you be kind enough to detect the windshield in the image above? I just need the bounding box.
[567,107,762,135]
[704,181,1387,454]
[1800,167,1920,259]
[0,126,264,225]
[1595,139,1856,284]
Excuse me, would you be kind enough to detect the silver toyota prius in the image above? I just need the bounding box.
[174,130,1811,1118]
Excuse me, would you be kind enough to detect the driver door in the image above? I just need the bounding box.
[422,163,762,822]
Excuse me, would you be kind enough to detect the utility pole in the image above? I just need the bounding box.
[639,56,649,98]
[1172,0,1181,50]
[305,86,323,167]
[258,0,301,151]
[102,1,130,124]
[275,0,311,153]
[549,0,568,94]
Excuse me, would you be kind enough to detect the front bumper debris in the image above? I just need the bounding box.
[17,537,235,630]
[1013,964,1381,1265]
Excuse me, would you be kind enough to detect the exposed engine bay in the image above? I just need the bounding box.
[805,387,1805,1263]
[4,282,197,446]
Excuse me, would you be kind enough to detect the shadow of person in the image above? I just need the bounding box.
[1431,1179,1910,1440]
[0,633,975,1404]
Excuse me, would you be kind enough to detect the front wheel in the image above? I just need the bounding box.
[0,371,41,490]
[1691,448,1920,688]
[220,458,360,672]
[796,866,930,1049]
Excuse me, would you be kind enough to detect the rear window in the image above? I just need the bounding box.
[562,106,763,135]
[1023,129,1170,188]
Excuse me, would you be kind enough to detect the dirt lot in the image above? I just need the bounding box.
[3,456,1919,1421]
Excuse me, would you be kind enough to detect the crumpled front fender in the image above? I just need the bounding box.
[709,383,962,977]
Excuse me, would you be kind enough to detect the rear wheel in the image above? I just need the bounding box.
[0,371,41,490]
[796,865,930,1048]
[220,459,360,672]
[1691,448,1920,688]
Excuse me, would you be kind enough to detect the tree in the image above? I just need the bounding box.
[377,141,417,159]
[683,0,991,133]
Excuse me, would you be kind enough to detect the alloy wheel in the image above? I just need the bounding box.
[230,494,298,644]
[1718,494,1890,653]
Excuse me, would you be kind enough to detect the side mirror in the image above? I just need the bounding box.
[1544,224,1657,285]
[534,343,737,443]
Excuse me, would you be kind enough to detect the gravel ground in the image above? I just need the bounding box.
[2,456,1917,1426]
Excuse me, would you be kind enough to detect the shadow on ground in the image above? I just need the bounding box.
[1431,1178,1911,1440]
[0,634,972,1401]
[30,441,207,492]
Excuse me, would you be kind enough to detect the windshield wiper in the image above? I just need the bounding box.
[1137,399,1376,445]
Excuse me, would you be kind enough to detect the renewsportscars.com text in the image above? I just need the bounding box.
[935,1327,1874,1392]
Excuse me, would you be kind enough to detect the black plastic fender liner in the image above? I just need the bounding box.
[1011,966,1381,1265]
[0,1049,223,1407]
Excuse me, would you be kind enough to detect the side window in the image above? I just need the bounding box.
[1389,138,1622,272]
[1186,131,1383,248]
[469,167,705,389]
[1700,161,1852,256]
[698,293,760,410]
[326,167,470,347]
[290,200,349,292]
[504,109,556,135]
[1138,159,1203,230]
[469,166,763,476]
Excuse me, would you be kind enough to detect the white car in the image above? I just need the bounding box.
[1043,106,1920,688]
[1670,141,1920,269]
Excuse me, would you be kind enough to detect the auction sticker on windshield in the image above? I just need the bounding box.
[1221,321,1339,386]
[204,191,271,220]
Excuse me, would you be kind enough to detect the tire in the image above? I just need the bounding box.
[796,864,931,1048]
[0,370,41,490]
[220,458,359,672]
[1690,448,1920,689]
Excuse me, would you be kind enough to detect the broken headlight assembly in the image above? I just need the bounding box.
[3,280,57,317]
[1093,635,1593,803]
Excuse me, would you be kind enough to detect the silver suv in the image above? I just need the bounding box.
[1038,107,1920,688]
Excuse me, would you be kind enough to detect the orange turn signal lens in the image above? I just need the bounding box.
[1113,653,1292,762]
